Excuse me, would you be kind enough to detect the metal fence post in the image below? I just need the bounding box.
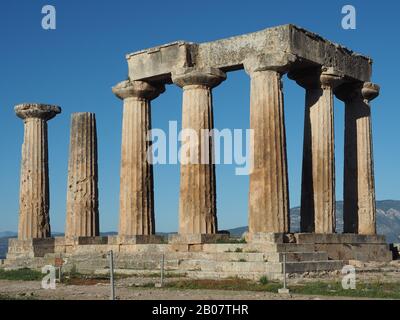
[109,250,115,300]
[278,252,290,294]
[161,253,165,287]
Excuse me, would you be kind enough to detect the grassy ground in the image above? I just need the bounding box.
[1,268,400,299]
[0,268,43,281]
[290,281,400,299]
[160,278,400,299]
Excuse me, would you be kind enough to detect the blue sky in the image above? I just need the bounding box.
[0,0,398,233]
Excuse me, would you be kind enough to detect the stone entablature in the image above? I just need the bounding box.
[126,25,371,83]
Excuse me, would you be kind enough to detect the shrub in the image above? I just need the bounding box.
[259,276,269,285]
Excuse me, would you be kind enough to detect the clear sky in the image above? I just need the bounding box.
[0,0,398,233]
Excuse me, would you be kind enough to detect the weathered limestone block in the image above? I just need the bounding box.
[245,56,292,234]
[168,233,229,245]
[15,103,61,240]
[336,82,380,235]
[108,235,165,245]
[172,67,226,235]
[65,113,99,239]
[112,80,165,236]
[289,67,343,234]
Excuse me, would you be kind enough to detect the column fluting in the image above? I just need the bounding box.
[113,80,164,236]
[172,67,226,235]
[15,103,61,240]
[65,112,99,239]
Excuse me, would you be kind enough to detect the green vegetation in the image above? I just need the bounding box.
[259,276,269,285]
[238,258,247,262]
[0,268,42,281]
[216,238,246,244]
[234,248,243,253]
[120,272,186,278]
[163,278,281,292]
[61,270,187,285]
[157,278,400,299]
[290,281,400,299]
[69,264,78,277]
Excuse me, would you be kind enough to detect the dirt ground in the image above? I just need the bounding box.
[0,279,357,300]
[1,261,400,300]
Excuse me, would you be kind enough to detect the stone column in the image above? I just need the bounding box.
[172,67,226,235]
[15,103,61,240]
[112,80,165,236]
[245,67,290,234]
[337,82,379,235]
[290,67,343,234]
[65,112,99,239]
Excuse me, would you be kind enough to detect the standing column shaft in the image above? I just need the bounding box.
[290,68,343,234]
[113,80,164,236]
[339,82,379,235]
[247,69,290,233]
[303,86,335,233]
[15,103,61,240]
[173,68,226,235]
[65,112,99,238]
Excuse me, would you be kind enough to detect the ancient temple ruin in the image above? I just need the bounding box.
[5,25,392,279]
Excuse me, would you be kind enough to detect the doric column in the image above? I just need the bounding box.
[65,112,99,239]
[336,82,379,235]
[244,62,290,234]
[172,67,226,235]
[112,80,165,236]
[289,67,343,234]
[15,103,61,240]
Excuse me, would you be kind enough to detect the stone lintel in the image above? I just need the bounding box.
[127,24,371,83]
[168,234,229,245]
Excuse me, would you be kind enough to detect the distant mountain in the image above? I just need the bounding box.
[1,200,399,259]
[228,200,400,243]
[0,231,17,238]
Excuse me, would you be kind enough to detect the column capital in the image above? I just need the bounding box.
[172,67,226,89]
[112,80,165,101]
[335,81,380,103]
[243,52,297,75]
[288,67,344,90]
[15,103,61,121]
[362,82,380,102]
